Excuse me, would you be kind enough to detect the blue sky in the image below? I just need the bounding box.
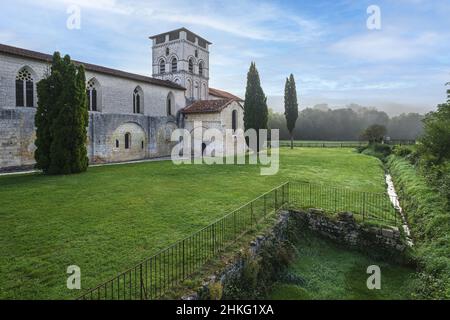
[1,0,449,115]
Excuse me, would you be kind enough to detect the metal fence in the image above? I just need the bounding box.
[77,181,399,300]
[279,141,367,148]
[77,183,289,300]
[288,181,398,225]
[279,140,416,148]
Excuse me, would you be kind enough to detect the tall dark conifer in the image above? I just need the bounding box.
[35,52,88,174]
[284,74,299,149]
[243,62,268,151]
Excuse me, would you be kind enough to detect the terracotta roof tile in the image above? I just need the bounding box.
[0,43,185,91]
[209,87,244,102]
[182,99,234,114]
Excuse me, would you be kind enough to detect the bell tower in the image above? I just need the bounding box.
[150,28,211,103]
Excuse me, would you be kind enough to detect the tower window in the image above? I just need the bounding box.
[171,57,177,72]
[199,62,204,77]
[188,58,194,73]
[159,59,165,74]
[165,48,170,56]
[15,68,34,107]
[195,49,198,58]
[116,140,119,148]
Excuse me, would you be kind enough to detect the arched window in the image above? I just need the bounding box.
[166,92,174,116]
[186,79,192,99]
[124,132,131,149]
[159,59,165,74]
[232,110,237,131]
[188,58,194,73]
[133,87,143,114]
[86,78,100,111]
[202,83,207,100]
[195,81,200,100]
[198,62,204,77]
[16,67,34,107]
[171,57,177,72]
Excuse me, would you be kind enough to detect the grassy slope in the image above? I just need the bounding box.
[387,156,450,298]
[269,233,414,300]
[0,148,386,299]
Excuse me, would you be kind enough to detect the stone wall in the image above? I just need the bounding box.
[0,52,186,116]
[0,108,36,169]
[184,209,409,300]
[293,209,408,255]
[0,107,178,170]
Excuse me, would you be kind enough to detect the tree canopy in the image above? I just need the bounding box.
[243,62,268,132]
[35,52,89,174]
[284,74,299,148]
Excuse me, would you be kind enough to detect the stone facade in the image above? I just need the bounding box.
[0,28,244,171]
[184,100,245,156]
[151,28,210,101]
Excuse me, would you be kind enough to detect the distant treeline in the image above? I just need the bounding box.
[268,105,424,141]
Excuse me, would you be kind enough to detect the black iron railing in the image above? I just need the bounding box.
[77,181,399,300]
[279,140,416,148]
[288,181,398,224]
[78,183,289,300]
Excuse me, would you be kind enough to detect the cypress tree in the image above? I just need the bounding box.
[243,62,268,151]
[284,74,299,149]
[35,52,88,174]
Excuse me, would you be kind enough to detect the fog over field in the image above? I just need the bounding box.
[266,96,437,117]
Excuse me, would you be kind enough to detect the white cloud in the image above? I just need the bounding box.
[30,0,323,42]
[330,31,440,61]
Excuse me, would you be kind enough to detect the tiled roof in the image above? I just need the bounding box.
[209,87,244,102]
[0,43,185,91]
[182,99,235,114]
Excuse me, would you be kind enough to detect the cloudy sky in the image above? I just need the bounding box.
[1,0,449,115]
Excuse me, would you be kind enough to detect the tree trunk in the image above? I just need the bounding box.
[290,133,294,149]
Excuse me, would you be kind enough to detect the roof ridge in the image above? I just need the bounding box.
[0,43,185,91]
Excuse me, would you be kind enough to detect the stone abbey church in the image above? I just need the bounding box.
[0,28,245,171]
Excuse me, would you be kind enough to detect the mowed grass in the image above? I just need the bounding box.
[269,233,414,300]
[0,148,386,299]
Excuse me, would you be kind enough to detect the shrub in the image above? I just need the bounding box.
[359,143,392,160]
[393,145,413,158]
[387,155,450,299]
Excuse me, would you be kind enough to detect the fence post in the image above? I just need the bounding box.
[287,182,290,205]
[275,188,278,209]
[334,188,337,213]
[212,224,216,255]
[233,211,237,238]
[309,184,312,207]
[362,193,366,221]
[140,264,143,300]
[250,201,254,225]
[264,194,267,216]
[182,240,185,280]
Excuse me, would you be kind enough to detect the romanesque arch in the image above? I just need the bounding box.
[110,122,146,162]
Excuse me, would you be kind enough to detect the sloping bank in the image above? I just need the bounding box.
[186,209,412,300]
[387,155,450,299]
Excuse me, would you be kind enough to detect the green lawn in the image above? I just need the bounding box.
[268,232,414,300]
[0,148,387,299]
